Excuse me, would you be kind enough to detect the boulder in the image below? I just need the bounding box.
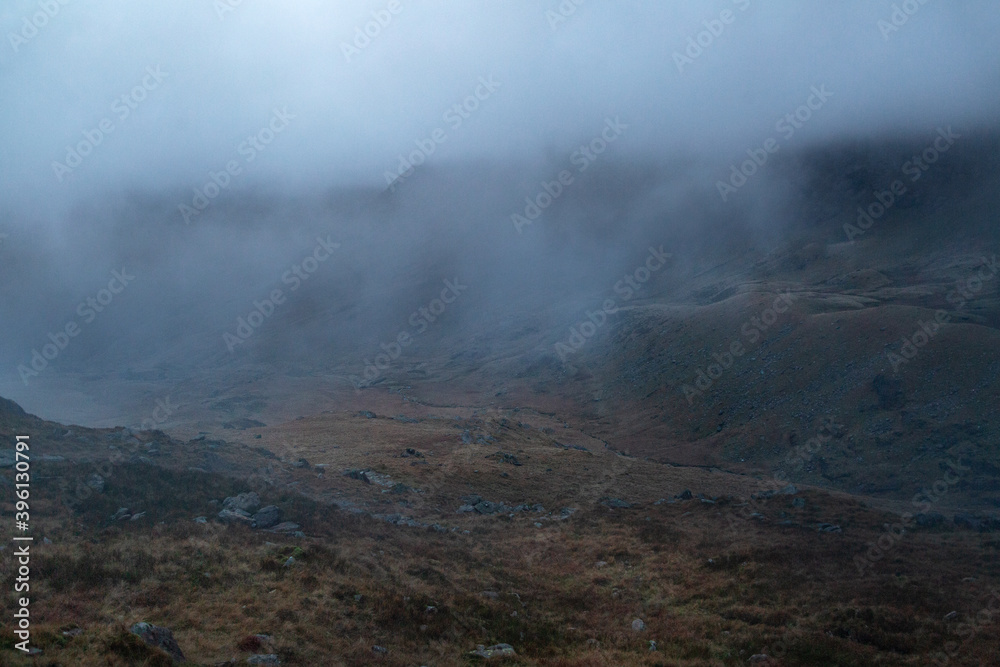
[130,622,185,663]
[269,521,301,533]
[252,506,282,529]
[223,492,261,513]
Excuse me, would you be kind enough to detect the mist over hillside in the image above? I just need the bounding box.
[2,2,1000,665]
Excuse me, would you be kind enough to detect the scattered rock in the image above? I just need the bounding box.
[748,654,772,664]
[816,523,842,533]
[480,590,499,600]
[489,451,522,466]
[474,500,503,515]
[358,410,377,419]
[791,497,806,508]
[649,639,658,652]
[600,497,632,509]
[130,512,146,521]
[631,618,646,631]
[294,458,310,468]
[130,622,186,663]
[675,490,693,500]
[252,506,282,529]
[223,492,261,514]
[469,643,516,659]
[111,507,131,521]
[402,447,424,458]
[62,627,83,637]
[194,516,208,524]
[283,556,295,567]
[944,610,959,621]
[372,645,388,654]
[779,484,798,495]
[343,468,371,483]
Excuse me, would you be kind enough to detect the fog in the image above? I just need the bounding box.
[2,0,999,420]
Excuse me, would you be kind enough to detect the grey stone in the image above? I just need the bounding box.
[631,618,646,631]
[222,492,260,513]
[269,521,301,532]
[130,622,185,663]
[252,505,282,529]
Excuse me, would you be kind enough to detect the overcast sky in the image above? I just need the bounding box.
[1,0,999,218]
